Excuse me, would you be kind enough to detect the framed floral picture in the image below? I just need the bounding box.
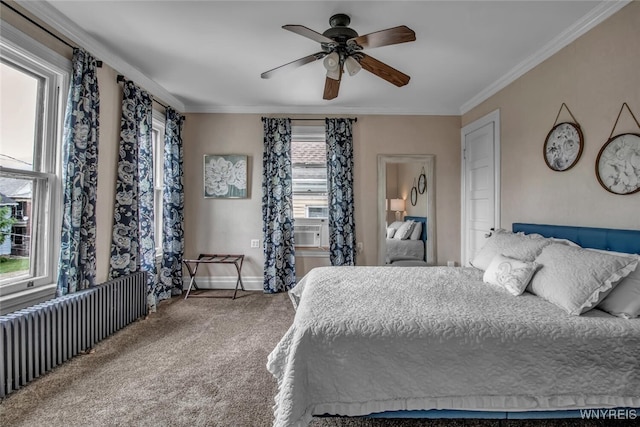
[595,133,640,195]
[203,154,248,198]
[543,122,583,171]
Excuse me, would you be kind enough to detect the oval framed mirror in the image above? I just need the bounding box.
[410,179,418,206]
[418,167,427,194]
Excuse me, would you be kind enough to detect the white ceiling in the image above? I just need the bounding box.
[19,1,628,115]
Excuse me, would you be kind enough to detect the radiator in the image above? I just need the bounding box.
[0,272,147,397]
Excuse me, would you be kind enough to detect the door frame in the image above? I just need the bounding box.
[377,154,436,266]
[460,109,501,265]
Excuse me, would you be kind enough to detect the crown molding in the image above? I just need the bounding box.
[0,21,70,73]
[15,0,186,112]
[184,104,461,116]
[460,0,630,115]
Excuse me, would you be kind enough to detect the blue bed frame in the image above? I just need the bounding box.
[364,223,640,420]
[512,223,640,255]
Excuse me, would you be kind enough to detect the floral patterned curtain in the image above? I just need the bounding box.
[57,48,100,296]
[109,80,158,310]
[262,118,296,293]
[158,108,185,300]
[326,118,356,266]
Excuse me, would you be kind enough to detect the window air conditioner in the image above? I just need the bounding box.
[294,224,322,247]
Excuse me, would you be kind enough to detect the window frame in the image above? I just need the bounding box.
[305,205,329,218]
[151,110,165,260]
[0,22,69,302]
[291,126,330,253]
[291,125,329,220]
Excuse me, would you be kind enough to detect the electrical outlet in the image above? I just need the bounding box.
[356,242,363,252]
[250,239,260,248]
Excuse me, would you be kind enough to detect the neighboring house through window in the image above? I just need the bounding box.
[0,23,69,304]
[291,125,329,249]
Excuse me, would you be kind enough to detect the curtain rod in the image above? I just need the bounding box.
[1,0,103,68]
[116,74,170,110]
[288,118,358,122]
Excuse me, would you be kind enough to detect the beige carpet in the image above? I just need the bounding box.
[0,291,622,427]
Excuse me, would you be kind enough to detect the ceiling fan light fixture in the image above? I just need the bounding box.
[327,69,341,81]
[344,55,361,76]
[262,15,415,99]
[323,51,340,71]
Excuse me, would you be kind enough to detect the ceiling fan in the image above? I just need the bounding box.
[261,14,416,100]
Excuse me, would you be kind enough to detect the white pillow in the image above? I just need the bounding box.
[386,227,396,239]
[529,244,639,315]
[388,221,403,230]
[598,266,640,318]
[394,221,415,240]
[483,254,539,296]
[547,237,580,247]
[409,221,423,240]
[470,229,551,271]
[590,250,640,318]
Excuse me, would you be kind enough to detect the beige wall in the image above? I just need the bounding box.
[182,114,462,278]
[356,116,461,265]
[463,1,640,230]
[385,163,398,224]
[182,114,265,279]
[94,65,122,282]
[398,162,428,218]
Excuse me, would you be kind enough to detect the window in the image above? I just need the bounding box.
[306,206,329,218]
[151,111,165,258]
[0,23,69,298]
[291,126,330,249]
[291,126,328,219]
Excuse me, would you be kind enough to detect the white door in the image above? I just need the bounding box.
[461,110,500,266]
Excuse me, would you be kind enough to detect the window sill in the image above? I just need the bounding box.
[0,283,56,315]
[295,247,330,257]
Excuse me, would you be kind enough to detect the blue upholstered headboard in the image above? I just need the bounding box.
[512,223,640,255]
[404,216,427,242]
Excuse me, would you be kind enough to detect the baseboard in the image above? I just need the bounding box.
[182,276,263,291]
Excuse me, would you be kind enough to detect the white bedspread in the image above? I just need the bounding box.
[385,238,424,263]
[267,266,640,427]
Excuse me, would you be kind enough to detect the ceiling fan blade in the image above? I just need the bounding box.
[348,25,415,49]
[261,51,327,79]
[323,69,342,100]
[359,54,410,87]
[283,25,337,46]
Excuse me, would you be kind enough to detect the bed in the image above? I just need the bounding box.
[267,223,640,427]
[385,216,427,264]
